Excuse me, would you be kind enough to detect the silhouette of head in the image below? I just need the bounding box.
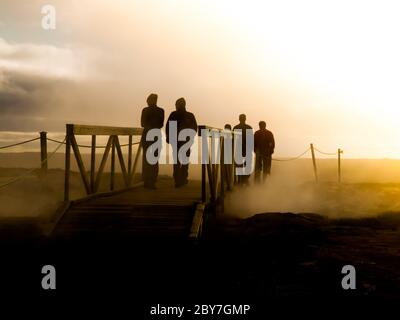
[239,114,246,124]
[147,93,158,107]
[176,97,186,112]
[224,124,232,130]
[259,121,266,129]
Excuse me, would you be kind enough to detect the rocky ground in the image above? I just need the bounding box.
[201,211,400,300]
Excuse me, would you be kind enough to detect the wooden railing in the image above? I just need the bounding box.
[198,125,236,211]
[63,123,235,206]
[64,124,143,201]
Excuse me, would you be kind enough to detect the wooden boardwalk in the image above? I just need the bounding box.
[52,178,204,239]
[49,123,231,240]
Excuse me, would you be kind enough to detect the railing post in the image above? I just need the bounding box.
[110,136,116,191]
[233,133,237,185]
[202,163,206,202]
[199,129,207,203]
[130,140,142,185]
[64,125,73,202]
[40,131,48,176]
[128,135,133,186]
[310,143,318,183]
[338,148,342,184]
[207,136,216,202]
[90,135,96,193]
[220,136,225,213]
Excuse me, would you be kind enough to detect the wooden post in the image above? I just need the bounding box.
[110,136,116,191]
[90,135,96,193]
[310,143,318,183]
[129,141,142,185]
[94,136,113,193]
[202,163,206,202]
[201,135,207,202]
[220,136,225,213]
[207,163,215,202]
[338,148,342,184]
[64,125,72,202]
[128,135,133,184]
[114,136,129,187]
[70,134,91,195]
[40,131,48,175]
[233,133,237,185]
[166,140,170,165]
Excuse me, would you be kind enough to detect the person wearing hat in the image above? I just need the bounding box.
[166,98,198,188]
[140,93,165,189]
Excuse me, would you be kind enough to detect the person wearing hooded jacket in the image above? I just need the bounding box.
[166,98,197,188]
[140,93,165,189]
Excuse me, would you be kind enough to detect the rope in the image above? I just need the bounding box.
[47,138,140,148]
[0,138,66,190]
[0,137,40,150]
[0,136,140,150]
[314,147,337,156]
[272,148,310,161]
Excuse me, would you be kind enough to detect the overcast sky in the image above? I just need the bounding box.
[1,0,400,158]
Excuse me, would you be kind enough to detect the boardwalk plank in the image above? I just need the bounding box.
[52,178,203,239]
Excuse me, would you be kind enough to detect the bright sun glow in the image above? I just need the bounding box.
[208,0,400,157]
[2,0,400,158]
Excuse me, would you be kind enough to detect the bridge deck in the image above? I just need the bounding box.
[52,178,203,239]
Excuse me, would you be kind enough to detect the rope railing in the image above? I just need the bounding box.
[0,134,341,164]
[0,137,66,190]
[47,137,140,148]
[0,134,337,156]
[272,148,311,162]
[0,130,344,190]
[0,132,141,194]
[314,147,338,156]
[0,137,40,150]
[0,136,140,150]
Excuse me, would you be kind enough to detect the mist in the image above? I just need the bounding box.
[225,159,400,219]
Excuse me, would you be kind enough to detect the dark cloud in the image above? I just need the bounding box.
[0,71,49,112]
[0,68,79,111]
[0,67,97,131]
[0,37,88,131]
[0,67,141,132]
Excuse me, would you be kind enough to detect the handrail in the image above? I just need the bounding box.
[70,124,143,136]
[198,125,222,134]
[197,125,242,136]
[0,137,65,190]
[47,137,140,149]
[0,137,40,150]
[198,125,235,211]
[0,127,343,201]
[64,124,143,201]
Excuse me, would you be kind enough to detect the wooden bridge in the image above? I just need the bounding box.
[48,124,235,240]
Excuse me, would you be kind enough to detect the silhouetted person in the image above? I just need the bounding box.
[224,124,234,189]
[141,93,164,189]
[166,98,197,188]
[254,121,275,183]
[224,124,232,130]
[233,114,253,185]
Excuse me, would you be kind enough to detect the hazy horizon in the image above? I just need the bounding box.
[2,0,400,158]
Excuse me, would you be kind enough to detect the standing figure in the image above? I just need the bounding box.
[166,98,198,188]
[233,114,253,185]
[254,121,275,183]
[141,93,165,189]
[223,124,234,189]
